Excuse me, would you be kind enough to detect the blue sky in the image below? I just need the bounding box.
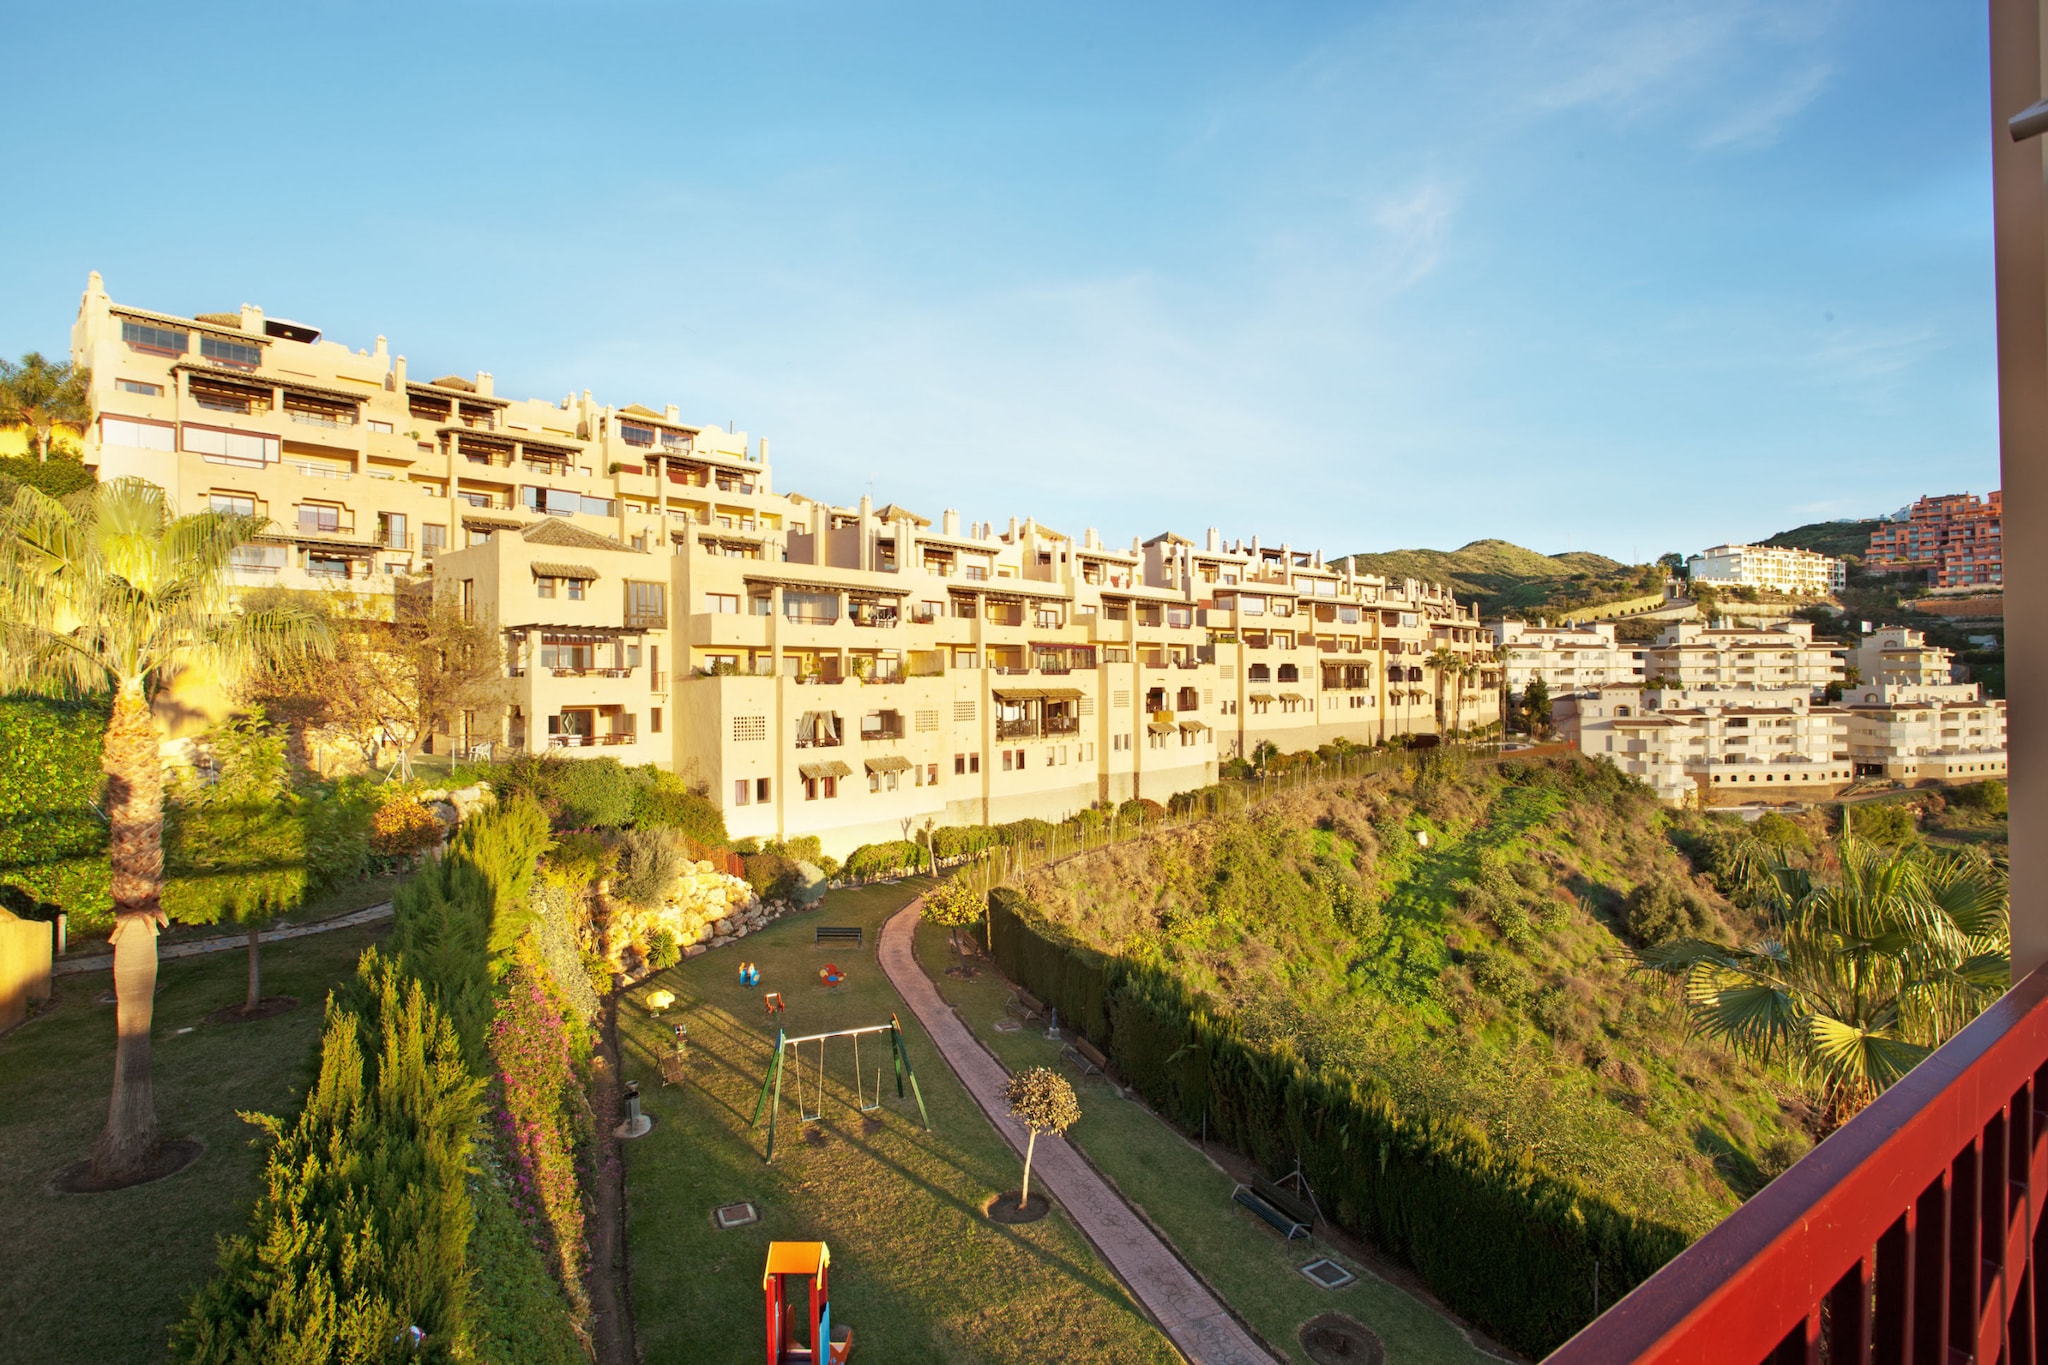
[0,2,1997,563]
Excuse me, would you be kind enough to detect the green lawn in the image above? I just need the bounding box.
[912,917,1505,1365]
[0,922,390,1365]
[616,878,1179,1365]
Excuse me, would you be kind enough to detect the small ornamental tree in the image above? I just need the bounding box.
[921,879,985,964]
[1003,1066,1080,1208]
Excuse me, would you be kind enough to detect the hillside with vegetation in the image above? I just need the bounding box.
[1338,539,1664,618]
[1759,518,1884,562]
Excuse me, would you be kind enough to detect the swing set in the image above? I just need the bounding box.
[749,1015,931,1162]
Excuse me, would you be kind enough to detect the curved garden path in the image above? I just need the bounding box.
[52,902,395,977]
[878,899,1273,1365]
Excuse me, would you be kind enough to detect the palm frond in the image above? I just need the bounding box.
[1804,1014,1931,1091]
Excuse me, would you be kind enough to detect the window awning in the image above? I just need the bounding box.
[1038,687,1084,700]
[1248,692,1276,703]
[1146,721,1177,735]
[799,761,852,780]
[532,562,599,580]
[1179,720,1209,733]
[993,688,1045,701]
[865,756,913,774]
[462,515,528,531]
[1280,692,1307,703]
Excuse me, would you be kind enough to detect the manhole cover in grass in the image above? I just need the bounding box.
[1299,1313,1383,1365]
[1300,1257,1357,1290]
[713,1202,759,1230]
[992,1019,1022,1033]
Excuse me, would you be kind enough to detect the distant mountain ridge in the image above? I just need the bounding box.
[1338,538,1654,619]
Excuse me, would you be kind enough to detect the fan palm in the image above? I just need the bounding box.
[1642,836,2008,1128]
[0,478,329,1183]
[0,351,93,462]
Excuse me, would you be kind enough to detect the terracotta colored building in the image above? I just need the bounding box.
[1866,490,2003,587]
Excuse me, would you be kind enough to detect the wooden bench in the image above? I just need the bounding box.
[814,926,863,947]
[1233,1178,1315,1241]
[1062,1035,1109,1079]
[1006,988,1046,1021]
[659,1051,688,1087]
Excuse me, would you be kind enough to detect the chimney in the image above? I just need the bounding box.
[394,355,408,386]
[860,493,874,518]
[1207,527,1220,552]
[943,509,960,536]
[475,372,494,397]
[759,437,770,465]
[665,404,679,421]
[1007,516,1020,540]
[373,335,388,361]
[240,303,264,334]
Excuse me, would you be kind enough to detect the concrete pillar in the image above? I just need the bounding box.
[1993,0,2048,980]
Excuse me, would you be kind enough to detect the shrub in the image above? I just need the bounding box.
[1949,780,2007,816]
[1750,812,1812,853]
[741,850,801,902]
[371,794,446,858]
[629,766,729,850]
[487,956,592,1315]
[1468,950,1533,1003]
[842,839,928,880]
[1842,800,1917,847]
[646,926,681,970]
[933,825,1001,861]
[541,829,617,891]
[612,827,683,909]
[1621,880,1716,946]
[0,695,111,928]
[175,956,486,1361]
[548,756,638,829]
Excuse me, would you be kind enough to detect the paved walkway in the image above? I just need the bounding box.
[54,902,396,977]
[878,901,1272,1365]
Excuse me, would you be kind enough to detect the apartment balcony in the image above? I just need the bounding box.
[793,735,845,749]
[1043,714,1080,736]
[995,717,1041,740]
[549,667,635,680]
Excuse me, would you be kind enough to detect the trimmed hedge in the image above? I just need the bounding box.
[986,886,1688,1357]
[0,696,111,927]
[178,797,583,1361]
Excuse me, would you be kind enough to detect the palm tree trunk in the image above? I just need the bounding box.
[245,923,262,1012]
[1020,1128,1038,1206]
[92,688,166,1182]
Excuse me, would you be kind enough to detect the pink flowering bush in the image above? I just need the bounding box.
[487,954,594,1317]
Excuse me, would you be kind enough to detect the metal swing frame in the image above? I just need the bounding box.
[749,1014,931,1162]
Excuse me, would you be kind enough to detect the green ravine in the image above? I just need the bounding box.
[1013,755,1810,1239]
[1337,539,1661,619]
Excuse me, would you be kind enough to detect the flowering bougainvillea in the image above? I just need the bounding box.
[487,956,593,1317]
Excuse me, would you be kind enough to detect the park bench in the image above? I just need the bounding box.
[1006,987,1046,1022]
[1062,1035,1109,1079]
[1232,1177,1315,1242]
[814,926,863,947]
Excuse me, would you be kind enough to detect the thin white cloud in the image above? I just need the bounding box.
[1371,180,1460,289]
[1697,62,1833,150]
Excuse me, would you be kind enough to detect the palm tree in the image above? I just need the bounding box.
[0,352,93,462]
[1642,836,2007,1130]
[1425,646,1459,732]
[0,479,329,1184]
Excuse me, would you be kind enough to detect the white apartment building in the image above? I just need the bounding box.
[1687,544,1846,597]
[1643,620,1845,694]
[1492,620,1646,696]
[1557,684,1853,807]
[1840,627,2008,782]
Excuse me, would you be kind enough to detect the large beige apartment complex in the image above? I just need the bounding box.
[1839,627,2008,783]
[1557,684,1854,806]
[1642,620,1845,692]
[72,274,1499,854]
[1686,543,1846,596]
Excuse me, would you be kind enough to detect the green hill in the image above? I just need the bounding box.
[1759,519,1884,562]
[1340,538,1658,619]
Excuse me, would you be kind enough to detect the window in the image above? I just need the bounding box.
[755,778,771,802]
[650,707,663,733]
[115,378,163,397]
[368,419,394,434]
[209,493,255,517]
[925,764,937,786]
[620,421,656,447]
[200,334,262,368]
[567,578,585,601]
[377,511,406,549]
[100,416,175,450]
[627,580,666,623]
[297,504,340,534]
[460,579,474,620]
[706,593,739,614]
[307,554,350,578]
[538,577,558,598]
[735,779,752,806]
[422,523,446,553]
[121,320,186,355]
[183,424,277,466]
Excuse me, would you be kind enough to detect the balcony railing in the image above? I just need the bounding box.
[996,717,1040,740]
[1549,965,2048,1365]
[1044,715,1080,736]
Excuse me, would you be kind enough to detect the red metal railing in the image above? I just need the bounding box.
[1547,965,2048,1364]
